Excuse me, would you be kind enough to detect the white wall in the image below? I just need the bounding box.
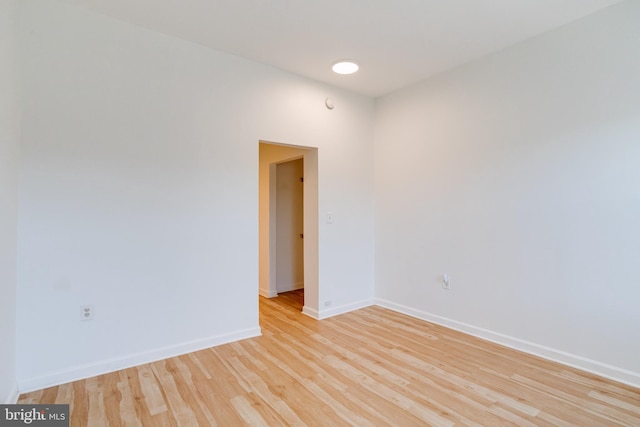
[0,0,21,404]
[17,0,375,391]
[374,0,640,386]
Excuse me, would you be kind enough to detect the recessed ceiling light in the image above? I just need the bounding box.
[332,60,359,75]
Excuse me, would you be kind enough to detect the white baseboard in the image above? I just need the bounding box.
[3,383,19,404]
[317,298,374,320]
[303,299,374,320]
[18,327,261,394]
[375,298,640,389]
[259,288,278,298]
[276,283,304,294]
[302,305,319,319]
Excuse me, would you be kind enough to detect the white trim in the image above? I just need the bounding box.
[276,282,304,294]
[375,298,640,389]
[259,288,278,298]
[317,299,374,320]
[4,383,19,404]
[303,299,374,320]
[302,305,319,319]
[18,327,261,394]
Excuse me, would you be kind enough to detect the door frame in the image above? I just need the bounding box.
[259,141,319,316]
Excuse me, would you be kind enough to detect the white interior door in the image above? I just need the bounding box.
[275,158,304,293]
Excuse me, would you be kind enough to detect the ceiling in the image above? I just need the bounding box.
[57,0,623,97]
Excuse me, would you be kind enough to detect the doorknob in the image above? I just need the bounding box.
[299,234,304,239]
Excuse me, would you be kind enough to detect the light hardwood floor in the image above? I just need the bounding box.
[20,290,640,426]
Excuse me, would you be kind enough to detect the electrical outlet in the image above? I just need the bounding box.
[327,212,334,224]
[441,274,450,290]
[80,305,94,321]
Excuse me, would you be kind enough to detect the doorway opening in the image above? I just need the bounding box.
[275,157,304,294]
[258,141,319,317]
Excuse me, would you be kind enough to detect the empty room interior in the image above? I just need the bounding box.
[1,0,639,425]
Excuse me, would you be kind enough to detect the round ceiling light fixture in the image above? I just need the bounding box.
[332,60,359,75]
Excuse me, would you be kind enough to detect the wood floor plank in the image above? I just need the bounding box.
[116,370,142,427]
[230,395,271,427]
[183,349,248,426]
[70,378,89,427]
[123,366,157,426]
[85,376,108,427]
[241,341,378,427]
[101,371,124,427]
[253,330,417,425]
[18,290,640,426]
[150,360,198,426]
[54,383,73,405]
